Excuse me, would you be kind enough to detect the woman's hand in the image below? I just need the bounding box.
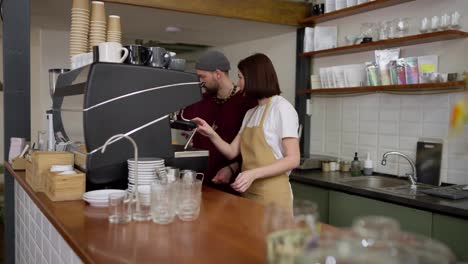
[212,166,233,184]
[231,170,257,193]
[192,117,216,138]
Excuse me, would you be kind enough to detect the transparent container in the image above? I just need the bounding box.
[339,161,351,172]
[360,22,378,41]
[396,18,410,38]
[296,216,456,264]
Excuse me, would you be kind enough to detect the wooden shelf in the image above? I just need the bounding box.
[299,0,414,25]
[299,30,468,58]
[297,81,466,95]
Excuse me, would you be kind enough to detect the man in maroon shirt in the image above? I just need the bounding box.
[180,50,256,193]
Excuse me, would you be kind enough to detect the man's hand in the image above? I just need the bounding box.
[212,166,233,184]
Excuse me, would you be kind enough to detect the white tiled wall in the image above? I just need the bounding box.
[14,180,83,264]
[308,92,468,184]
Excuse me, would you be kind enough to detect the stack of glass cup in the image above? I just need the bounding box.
[108,166,204,224]
[150,168,204,224]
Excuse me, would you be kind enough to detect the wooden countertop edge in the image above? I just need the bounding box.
[5,162,95,263]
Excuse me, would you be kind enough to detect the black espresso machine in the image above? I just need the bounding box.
[52,62,208,190]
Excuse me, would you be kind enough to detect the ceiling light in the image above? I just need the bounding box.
[165,26,182,33]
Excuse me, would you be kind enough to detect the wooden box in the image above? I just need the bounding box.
[25,151,74,192]
[45,170,85,201]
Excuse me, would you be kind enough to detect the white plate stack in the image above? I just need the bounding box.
[69,0,90,60]
[107,15,122,43]
[82,189,126,207]
[89,1,106,52]
[127,157,165,192]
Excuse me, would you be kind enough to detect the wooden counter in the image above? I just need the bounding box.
[6,162,332,263]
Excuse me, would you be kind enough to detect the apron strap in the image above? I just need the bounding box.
[245,106,258,125]
[244,97,272,128]
[259,97,272,127]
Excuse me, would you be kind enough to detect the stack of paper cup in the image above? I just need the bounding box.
[107,15,122,43]
[69,0,90,59]
[310,75,322,89]
[89,1,106,51]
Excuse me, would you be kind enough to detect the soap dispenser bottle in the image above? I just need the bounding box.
[350,152,362,177]
[363,152,373,176]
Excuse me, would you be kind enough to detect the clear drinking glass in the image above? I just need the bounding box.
[451,11,461,29]
[165,166,180,183]
[264,201,318,264]
[132,185,152,221]
[151,179,177,224]
[180,170,204,184]
[378,21,389,40]
[420,17,429,33]
[440,13,451,30]
[177,174,203,221]
[388,20,397,38]
[360,22,377,40]
[293,200,319,235]
[108,192,132,224]
[431,15,440,31]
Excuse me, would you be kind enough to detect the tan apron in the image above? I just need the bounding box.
[240,98,293,212]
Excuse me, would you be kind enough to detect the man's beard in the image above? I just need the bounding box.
[203,82,219,96]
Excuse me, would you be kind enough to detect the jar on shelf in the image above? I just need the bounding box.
[321,161,330,172]
[340,161,351,172]
[395,17,409,38]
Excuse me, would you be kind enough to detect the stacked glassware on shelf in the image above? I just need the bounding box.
[420,11,462,33]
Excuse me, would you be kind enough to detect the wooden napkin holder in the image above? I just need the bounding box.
[45,169,85,202]
[25,151,74,192]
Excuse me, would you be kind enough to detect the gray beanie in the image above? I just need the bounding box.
[195,50,230,71]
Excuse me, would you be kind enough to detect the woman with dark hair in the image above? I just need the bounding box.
[193,53,300,211]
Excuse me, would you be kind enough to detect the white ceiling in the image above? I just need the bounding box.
[31,0,297,47]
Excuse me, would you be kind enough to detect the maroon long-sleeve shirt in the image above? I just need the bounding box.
[181,92,256,189]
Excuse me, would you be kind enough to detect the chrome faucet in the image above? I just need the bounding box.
[381,151,417,186]
[101,134,140,212]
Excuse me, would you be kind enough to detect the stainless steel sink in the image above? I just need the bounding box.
[338,176,436,197]
[383,184,434,197]
[339,176,407,189]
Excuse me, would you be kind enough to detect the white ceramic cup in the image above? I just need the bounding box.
[98,42,129,63]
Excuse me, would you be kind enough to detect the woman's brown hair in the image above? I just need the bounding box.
[237,53,281,100]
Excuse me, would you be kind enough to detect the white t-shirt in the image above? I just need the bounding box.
[239,95,299,160]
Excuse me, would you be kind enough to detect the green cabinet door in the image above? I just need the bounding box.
[290,181,329,223]
[432,213,468,262]
[329,191,432,237]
